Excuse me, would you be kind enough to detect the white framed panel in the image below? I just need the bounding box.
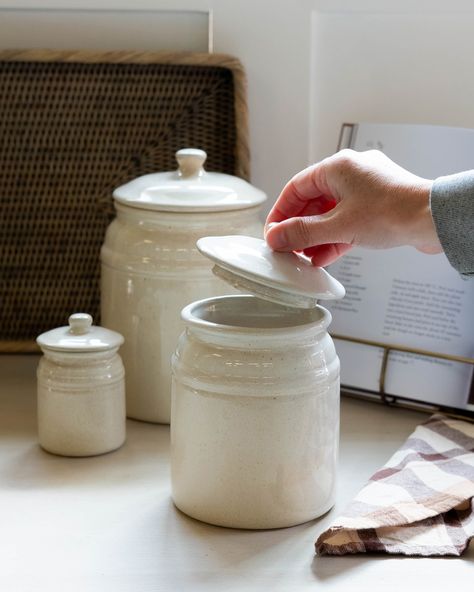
[0,7,210,52]
[310,7,474,162]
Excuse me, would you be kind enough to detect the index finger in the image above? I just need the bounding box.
[266,161,331,225]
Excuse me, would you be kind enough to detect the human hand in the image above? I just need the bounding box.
[265,149,442,267]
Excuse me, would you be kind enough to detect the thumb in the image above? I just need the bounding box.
[265,213,346,252]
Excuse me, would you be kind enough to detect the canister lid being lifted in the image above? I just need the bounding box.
[197,235,345,309]
[113,149,267,213]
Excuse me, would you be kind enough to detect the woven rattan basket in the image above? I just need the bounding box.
[0,49,250,352]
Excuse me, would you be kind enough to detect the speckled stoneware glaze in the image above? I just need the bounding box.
[36,313,126,457]
[171,234,344,528]
[171,295,340,529]
[101,149,266,424]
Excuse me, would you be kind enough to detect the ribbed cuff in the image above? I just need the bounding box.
[430,171,474,277]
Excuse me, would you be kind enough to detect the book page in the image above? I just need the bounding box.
[327,248,474,409]
[326,123,474,411]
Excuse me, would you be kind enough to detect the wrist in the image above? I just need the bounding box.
[406,180,443,254]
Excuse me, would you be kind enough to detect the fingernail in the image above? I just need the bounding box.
[266,224,288,249]
[264,221,278,238]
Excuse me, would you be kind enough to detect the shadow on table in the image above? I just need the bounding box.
[169,501,320,555]
[311,545,474,581]
[159,501,474,583]
[1,418,170,489]
[312,552,405,580]
[154,498,328,585]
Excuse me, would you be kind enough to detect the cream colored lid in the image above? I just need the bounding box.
[37,313,124,353]
[113,148,267,212]
[197,236,345,309]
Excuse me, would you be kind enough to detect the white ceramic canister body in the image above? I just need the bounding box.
[171,295,340,529]
[37,314,126,457]
[100,150,266,424]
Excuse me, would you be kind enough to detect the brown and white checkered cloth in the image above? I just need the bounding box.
[316,413,474,556]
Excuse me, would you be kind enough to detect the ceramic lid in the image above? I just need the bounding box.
[113,148,267,212]
[196,235,345,309]
[37,313,124,353]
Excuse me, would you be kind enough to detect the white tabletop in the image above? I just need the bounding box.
[0,355,472,592]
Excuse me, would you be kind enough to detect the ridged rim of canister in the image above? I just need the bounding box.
[180,294,331,337]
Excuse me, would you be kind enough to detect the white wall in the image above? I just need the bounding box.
[3,0,474,213]
[310,1,474,163]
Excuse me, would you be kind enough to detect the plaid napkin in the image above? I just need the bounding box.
[316,413,474,556]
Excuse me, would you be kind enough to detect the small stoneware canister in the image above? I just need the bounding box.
[101,148,266,424]
[36,313,126,457]
[171,236,345,529]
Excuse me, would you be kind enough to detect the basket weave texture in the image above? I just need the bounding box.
[0,51,249,351]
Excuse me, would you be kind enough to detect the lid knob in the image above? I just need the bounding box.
[176,148,207,178]
[68,313,93,335]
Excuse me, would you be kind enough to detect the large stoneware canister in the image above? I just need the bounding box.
[171,236,345,529]
[101,149,266,424]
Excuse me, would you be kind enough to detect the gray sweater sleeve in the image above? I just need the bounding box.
[429,170,474,277]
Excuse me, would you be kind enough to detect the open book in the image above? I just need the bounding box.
[325,123,474,413]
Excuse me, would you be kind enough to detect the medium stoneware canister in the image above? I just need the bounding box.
[171,236,345,529]
[101,149,266,424]
[36,313,126,457]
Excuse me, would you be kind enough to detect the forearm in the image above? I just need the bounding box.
[430,171,474,277]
